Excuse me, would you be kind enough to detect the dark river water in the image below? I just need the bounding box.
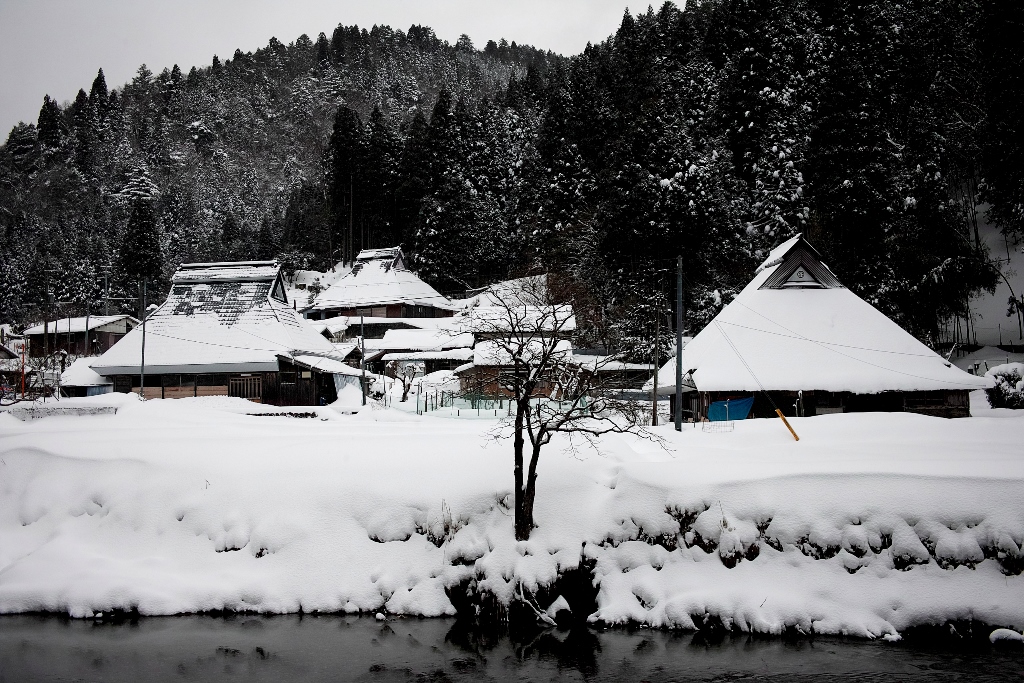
[0,615,1019,682]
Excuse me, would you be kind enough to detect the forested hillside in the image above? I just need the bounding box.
[1,0,1021,357]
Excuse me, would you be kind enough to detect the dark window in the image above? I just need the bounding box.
[280,372,296,385]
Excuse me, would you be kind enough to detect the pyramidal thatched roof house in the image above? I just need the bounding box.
[650,235,987,418]
[91,261,359,404]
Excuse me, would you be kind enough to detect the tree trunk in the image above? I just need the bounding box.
[516,441,543,541]
[513,398,531,540]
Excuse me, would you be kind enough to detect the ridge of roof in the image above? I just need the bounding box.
[755,233,828,274]
[173,261,281,284]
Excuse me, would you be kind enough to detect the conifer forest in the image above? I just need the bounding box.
[1,0,1021,356]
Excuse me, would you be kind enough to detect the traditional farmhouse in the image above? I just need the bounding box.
[648,235,987,419]
[305,248,455,320]
[89,261,363,404]
[23,315,138,358]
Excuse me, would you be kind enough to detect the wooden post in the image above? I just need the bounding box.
[775,409,799,441]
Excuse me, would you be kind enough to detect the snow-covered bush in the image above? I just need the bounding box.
[985,363,1024,409]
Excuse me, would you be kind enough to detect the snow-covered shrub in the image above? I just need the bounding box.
[985,363,1024,409]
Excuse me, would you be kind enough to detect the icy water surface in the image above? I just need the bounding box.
[0,614,1019,682]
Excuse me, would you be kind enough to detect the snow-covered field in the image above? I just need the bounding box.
[1,392,1022,639]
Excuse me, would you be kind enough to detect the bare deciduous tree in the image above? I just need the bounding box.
[462,275,652,540]
[386,359,418,402]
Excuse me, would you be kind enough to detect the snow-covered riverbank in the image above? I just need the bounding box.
[1,393,1021,639]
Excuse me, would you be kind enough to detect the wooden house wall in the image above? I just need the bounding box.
[28,329,127,357]
[673,388,972,421]
[457,366,556,398]
[111,367,339,407]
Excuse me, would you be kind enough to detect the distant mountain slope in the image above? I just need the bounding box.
[1,1,1021,358]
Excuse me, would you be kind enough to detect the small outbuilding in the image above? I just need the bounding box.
[60,358,113,397]
[23,315,139,357]
[649,235,988,419]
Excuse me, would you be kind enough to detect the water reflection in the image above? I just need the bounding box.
[0,614,1018,682]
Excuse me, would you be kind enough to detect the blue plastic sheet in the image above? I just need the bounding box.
[707,396,754,421]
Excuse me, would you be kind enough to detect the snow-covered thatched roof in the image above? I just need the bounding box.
[308,248,454,312]
[24,315,138,336]
[91,261,342,376]
[653,235,988,395]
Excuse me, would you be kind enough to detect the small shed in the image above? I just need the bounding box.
[23,315,138,358]
[649,235,987,419]
[60,358,113,397]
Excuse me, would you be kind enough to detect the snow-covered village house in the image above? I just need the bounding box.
[23,315,139,358]
[304,247,457,320]
[648,235,988,420]
[89,261,364,405]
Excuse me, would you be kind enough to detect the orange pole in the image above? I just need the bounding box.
[776,409,799,441]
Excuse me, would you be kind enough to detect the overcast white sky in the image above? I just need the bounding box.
[0,0,634,136]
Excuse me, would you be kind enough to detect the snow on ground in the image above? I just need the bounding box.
[0,391,1022,638]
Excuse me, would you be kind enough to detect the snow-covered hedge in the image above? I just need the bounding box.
[985,363,1024,409]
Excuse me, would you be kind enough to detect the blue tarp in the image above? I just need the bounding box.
[707,396,755,421]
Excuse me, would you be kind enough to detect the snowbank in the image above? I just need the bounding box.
[1,392,1022,638]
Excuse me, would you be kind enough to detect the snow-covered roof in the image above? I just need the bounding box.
[456,304,577,334]
[366,328,474,353]
[173,261,280,283]
[91,261,339,375]
[23,315,138,336]
[331,343,361,359]
[450,275,549,310]
[755,234,806,273]
[289,263,348,288]
[60,358,112,387]
[313,316,441,336]
[289,354,364,377]
[468,339,574,368]
[577,354,660,373]
[308,247,454,312]
[380,348,475,362]
[656,237,987,395]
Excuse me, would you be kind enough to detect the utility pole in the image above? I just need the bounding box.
[360,314,366,406]
[84,299,90,356]
[652,310,659,426]
[349,173,354,265]
[675,255,683,432]
[139,280,148,400]
[100,265,111,316]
